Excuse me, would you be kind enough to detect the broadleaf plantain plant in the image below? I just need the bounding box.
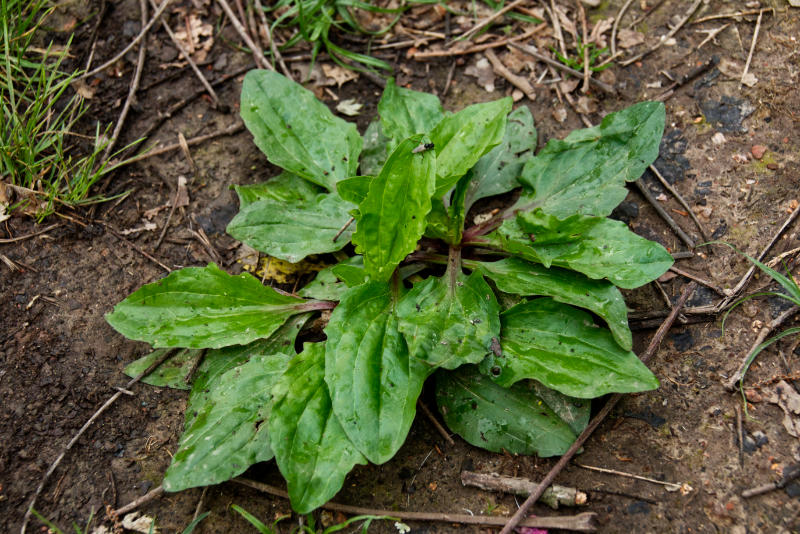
[107,70,673,514]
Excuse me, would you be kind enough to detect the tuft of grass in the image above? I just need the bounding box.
[0,0,123,221]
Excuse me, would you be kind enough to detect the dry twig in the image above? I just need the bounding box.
[217,0,273,70]
[417,400,455,446]
[414,24,546,59]
[453,0,526,44]
[741,9,763,87]
[620,0,703,67]
[509,42,615,93]
[461,471,587,509]
[633,179,695,250]
[610,0,636,57]
[692,8,773,24]
[484,49,536,101]
[498,282,697,534]
[254,0,292,79]
[742,464,800,498]
[0,223,61,244]
[576,464,684,491]
[124,122,244,166]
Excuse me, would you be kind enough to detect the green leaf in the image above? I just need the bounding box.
[331,258,367,287]
[324,282,430,463]
[464,106,537,211]
[299,257,364,301]
[482,298,659,397]
[436,366,579,457]
[492,212,673,289]
[124,348,204,390]
[227,193,355,263]
[476,257,632,350]
[336,175,373,205]
[240,70,361,191]
[162,351,292,492]
[424,173,471,245]
[378,78,444,147]
[528,380,590,436]
[515,101,664,217]
[430,97,512,197]
[270,342,367,513]
[360,120,388,176]
[106,264,307,348]
[396,270,501,370]
[233,171,323,209]
[352,135,436,282]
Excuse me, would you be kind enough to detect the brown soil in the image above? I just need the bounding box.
[2,1,800,533]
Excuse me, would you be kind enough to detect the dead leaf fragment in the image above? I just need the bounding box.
[336,98,363,116]
[552,108,567,123]
[617,29,645,49]
[575,96,598,115]
[173,15,213,62]
[763,381,800,437]
[174,175,190,208]
[465,57,495,92]
[121,512,157,534]
[321,63,359,88]
[120,222,157,236]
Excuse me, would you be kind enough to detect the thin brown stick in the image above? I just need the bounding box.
[414,24,547,60]
[103,0,148,160]
[123,122,244,166]
[692,8,772,24]
[233,478,597,531]
[417,400,455,445]
[626,0,668,28]
[669,265,728,296]
[634,179,695,249]
[577,0,590,93]
[735,403,744,467]
[153,178,181,251]
[498,282,697,534]
[441,59,457,97]
[21,349,176,534]
[484,49,536,101]
[723,305,800,391]
[111,485,165,517]
[332,217,354,243]
[548,0,567,57]
[461,471,587,509]
[0,223,61,244]
[742,464,800,498]
[254,0,292,79]
[453,0,526,44]
[610,0,636,57]
[103,223,172,272]
[217,0,272,70]
[741,9,763,87]
[620,0,703,67]
[192,486,209,522]
[508,42,615,93]
[575,464,683,491]
[649,164,710,242]
[83,0,172,79]
[148,0,219,107]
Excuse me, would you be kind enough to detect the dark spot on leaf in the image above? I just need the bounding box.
[471,401,478,410]
[254,419,264,431]
[490,366,501,376]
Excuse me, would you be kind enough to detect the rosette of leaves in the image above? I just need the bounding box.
[107,71,673,514]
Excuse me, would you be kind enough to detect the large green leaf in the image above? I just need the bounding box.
[336,175,372,205]
[476,257,632,350]
[227,192,355,263]
[124,348,203,390]
[233,171,323,209]
[464,106,537,211]
[396,270,500,370]
[106,264,308,348]
[491,212,673,289]
[430,97,512,197]
[436,366,579,457]
[359,120,388,176]
[352,135,436,282]
[162,351,292,492]
[378,78,444,148]
[270,342,367,513]
[324,282,430,463]
[482,298,659,397]
[515,101,664,217]
[240,70,361,191]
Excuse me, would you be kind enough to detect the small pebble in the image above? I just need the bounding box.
[767,163,778,170]
[751,145,767,159]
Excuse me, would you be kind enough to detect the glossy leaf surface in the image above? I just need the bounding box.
[477,257,632,350]
[378,78,444,147]
[233,171,323,209]
[227,193,355,263]
[515,101,664,217]
[124,348,203,390]
[482,299,659,397]
[436,366,579,457]
[324,282,430,463]
[270,342,367,513]
[241,70,361,191]
[396,270,500,369]
[352,135,435,281]
[107,264,306,348]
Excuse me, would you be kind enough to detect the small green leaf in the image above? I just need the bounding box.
[352,135,436,282]
[360,120,388,176]
[430,97,512,197]
[241,70,361,191]
[482,298,659,397]
[299,257,364,301]
[163,351,292,492]
[124,348,204,390]
[424,173,471,245]
[378,78,444,148]
[227,193,355,263]
[336,175,372,205]
[528,380,590,435]
[436,366,579,457]
[331,257,367,287]
[492,212,673,289]
[515,101,664,217]
[270,342,367,513]
[233,171,323,209]
[396,270,501,370]
[325,282,430,463]
[476,257,632,350]
[106,264,307,348]
[465,106,537,211]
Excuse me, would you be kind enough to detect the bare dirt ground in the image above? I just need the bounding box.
[2,1,800,532]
